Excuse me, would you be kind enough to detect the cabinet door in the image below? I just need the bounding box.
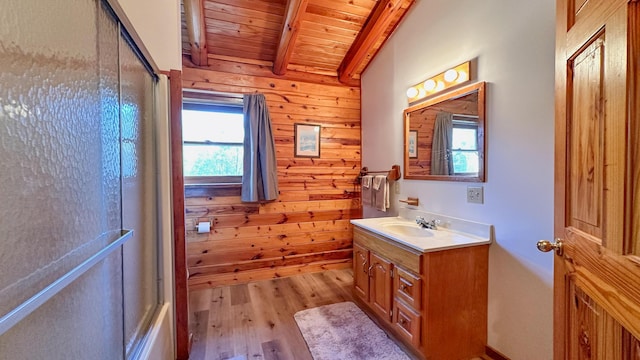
[370,253,392,320]
[353,242,369,302]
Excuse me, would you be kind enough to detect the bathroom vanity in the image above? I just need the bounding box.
[350,211,492,359]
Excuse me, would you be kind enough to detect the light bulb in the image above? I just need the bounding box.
[423,79,436,91]
[406,87,418,98]
[457,71,468,83]
[417,88,426,98]
[435,81,445,91]
[444,69,458,82]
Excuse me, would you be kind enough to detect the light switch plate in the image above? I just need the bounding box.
[394,182,400,194]
[467,186,484,204]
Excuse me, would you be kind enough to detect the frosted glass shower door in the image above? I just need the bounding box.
[0,1,126,358]
[120,30,161,356]
[0,0,162,358]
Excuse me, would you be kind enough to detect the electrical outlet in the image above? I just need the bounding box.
[467,186,484,204]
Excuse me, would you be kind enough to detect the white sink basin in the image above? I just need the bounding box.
[351,213,493,253]
[381,223,434,237]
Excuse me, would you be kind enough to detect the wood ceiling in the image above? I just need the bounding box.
[181,0,415,84]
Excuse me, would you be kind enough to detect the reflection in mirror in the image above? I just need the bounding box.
[404,82,486,181]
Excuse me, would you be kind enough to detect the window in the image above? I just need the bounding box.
[451,116,479,175]
[182,102,244,184]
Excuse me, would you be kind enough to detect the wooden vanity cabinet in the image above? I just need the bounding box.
[352,227,423,349]
[352,226,489,360]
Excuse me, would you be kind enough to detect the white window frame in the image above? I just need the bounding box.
[182,101,244,185]
[451,116,479,175]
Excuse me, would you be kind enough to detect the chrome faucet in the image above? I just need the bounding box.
[415,216,440,230]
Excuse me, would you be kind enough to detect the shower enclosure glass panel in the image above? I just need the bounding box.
[0,0,161,357]
[120,30,160,356]
[0,0,122,320]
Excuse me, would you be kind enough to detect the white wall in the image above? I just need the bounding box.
[117,0,182,71]
[361,1,556,358]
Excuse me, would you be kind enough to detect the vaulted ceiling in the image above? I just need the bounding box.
[181,0,415,84]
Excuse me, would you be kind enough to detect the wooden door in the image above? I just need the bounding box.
[550,0,640,358]
[370,253,392,320]
[353,242,370,302]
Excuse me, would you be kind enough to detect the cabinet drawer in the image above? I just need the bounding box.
[392,299,421,347]
[393,267,421,310]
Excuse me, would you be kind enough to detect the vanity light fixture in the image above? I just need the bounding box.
[406,61,471,102]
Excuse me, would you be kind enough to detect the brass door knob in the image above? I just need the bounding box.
[537,238,563,256]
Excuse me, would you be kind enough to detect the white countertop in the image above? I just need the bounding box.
[350,210,493,253]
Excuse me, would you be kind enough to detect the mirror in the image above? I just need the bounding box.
[404,81,486,181]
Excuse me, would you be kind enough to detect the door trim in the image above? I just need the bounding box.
[169,69,189,360]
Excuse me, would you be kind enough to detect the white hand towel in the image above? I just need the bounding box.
[385,181,390,209]
[372,175,384,190]
[362,175,372,188]
[361,175,373,206]
[373,175,388,212]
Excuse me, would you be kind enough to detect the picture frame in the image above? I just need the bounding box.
[408,130,418,158]
[294,123,321,158]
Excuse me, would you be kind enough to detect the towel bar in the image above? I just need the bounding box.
[0,230,134,335]
[358,164,401,183]
[399,197,419,206]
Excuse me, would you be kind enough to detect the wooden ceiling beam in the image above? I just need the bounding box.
[273,0,309,75]
[338,0,412,84]
[184,0,208,66]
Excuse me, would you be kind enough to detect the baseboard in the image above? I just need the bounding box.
[137,303,174,360]
[485,345,510,360]
[188,260,352,289]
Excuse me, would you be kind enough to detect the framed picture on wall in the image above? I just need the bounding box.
[408,130,418,158]
[294,123,321,158]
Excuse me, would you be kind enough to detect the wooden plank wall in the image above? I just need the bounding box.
[182,58,361,289]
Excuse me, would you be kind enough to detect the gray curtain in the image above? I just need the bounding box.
[241,93,279,202]
[431,111,454,175]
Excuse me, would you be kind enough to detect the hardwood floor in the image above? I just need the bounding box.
[188,269,355,360]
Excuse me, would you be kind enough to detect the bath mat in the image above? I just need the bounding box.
[294,301,411,360]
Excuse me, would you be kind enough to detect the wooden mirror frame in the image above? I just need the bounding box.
[403,81,486,182]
